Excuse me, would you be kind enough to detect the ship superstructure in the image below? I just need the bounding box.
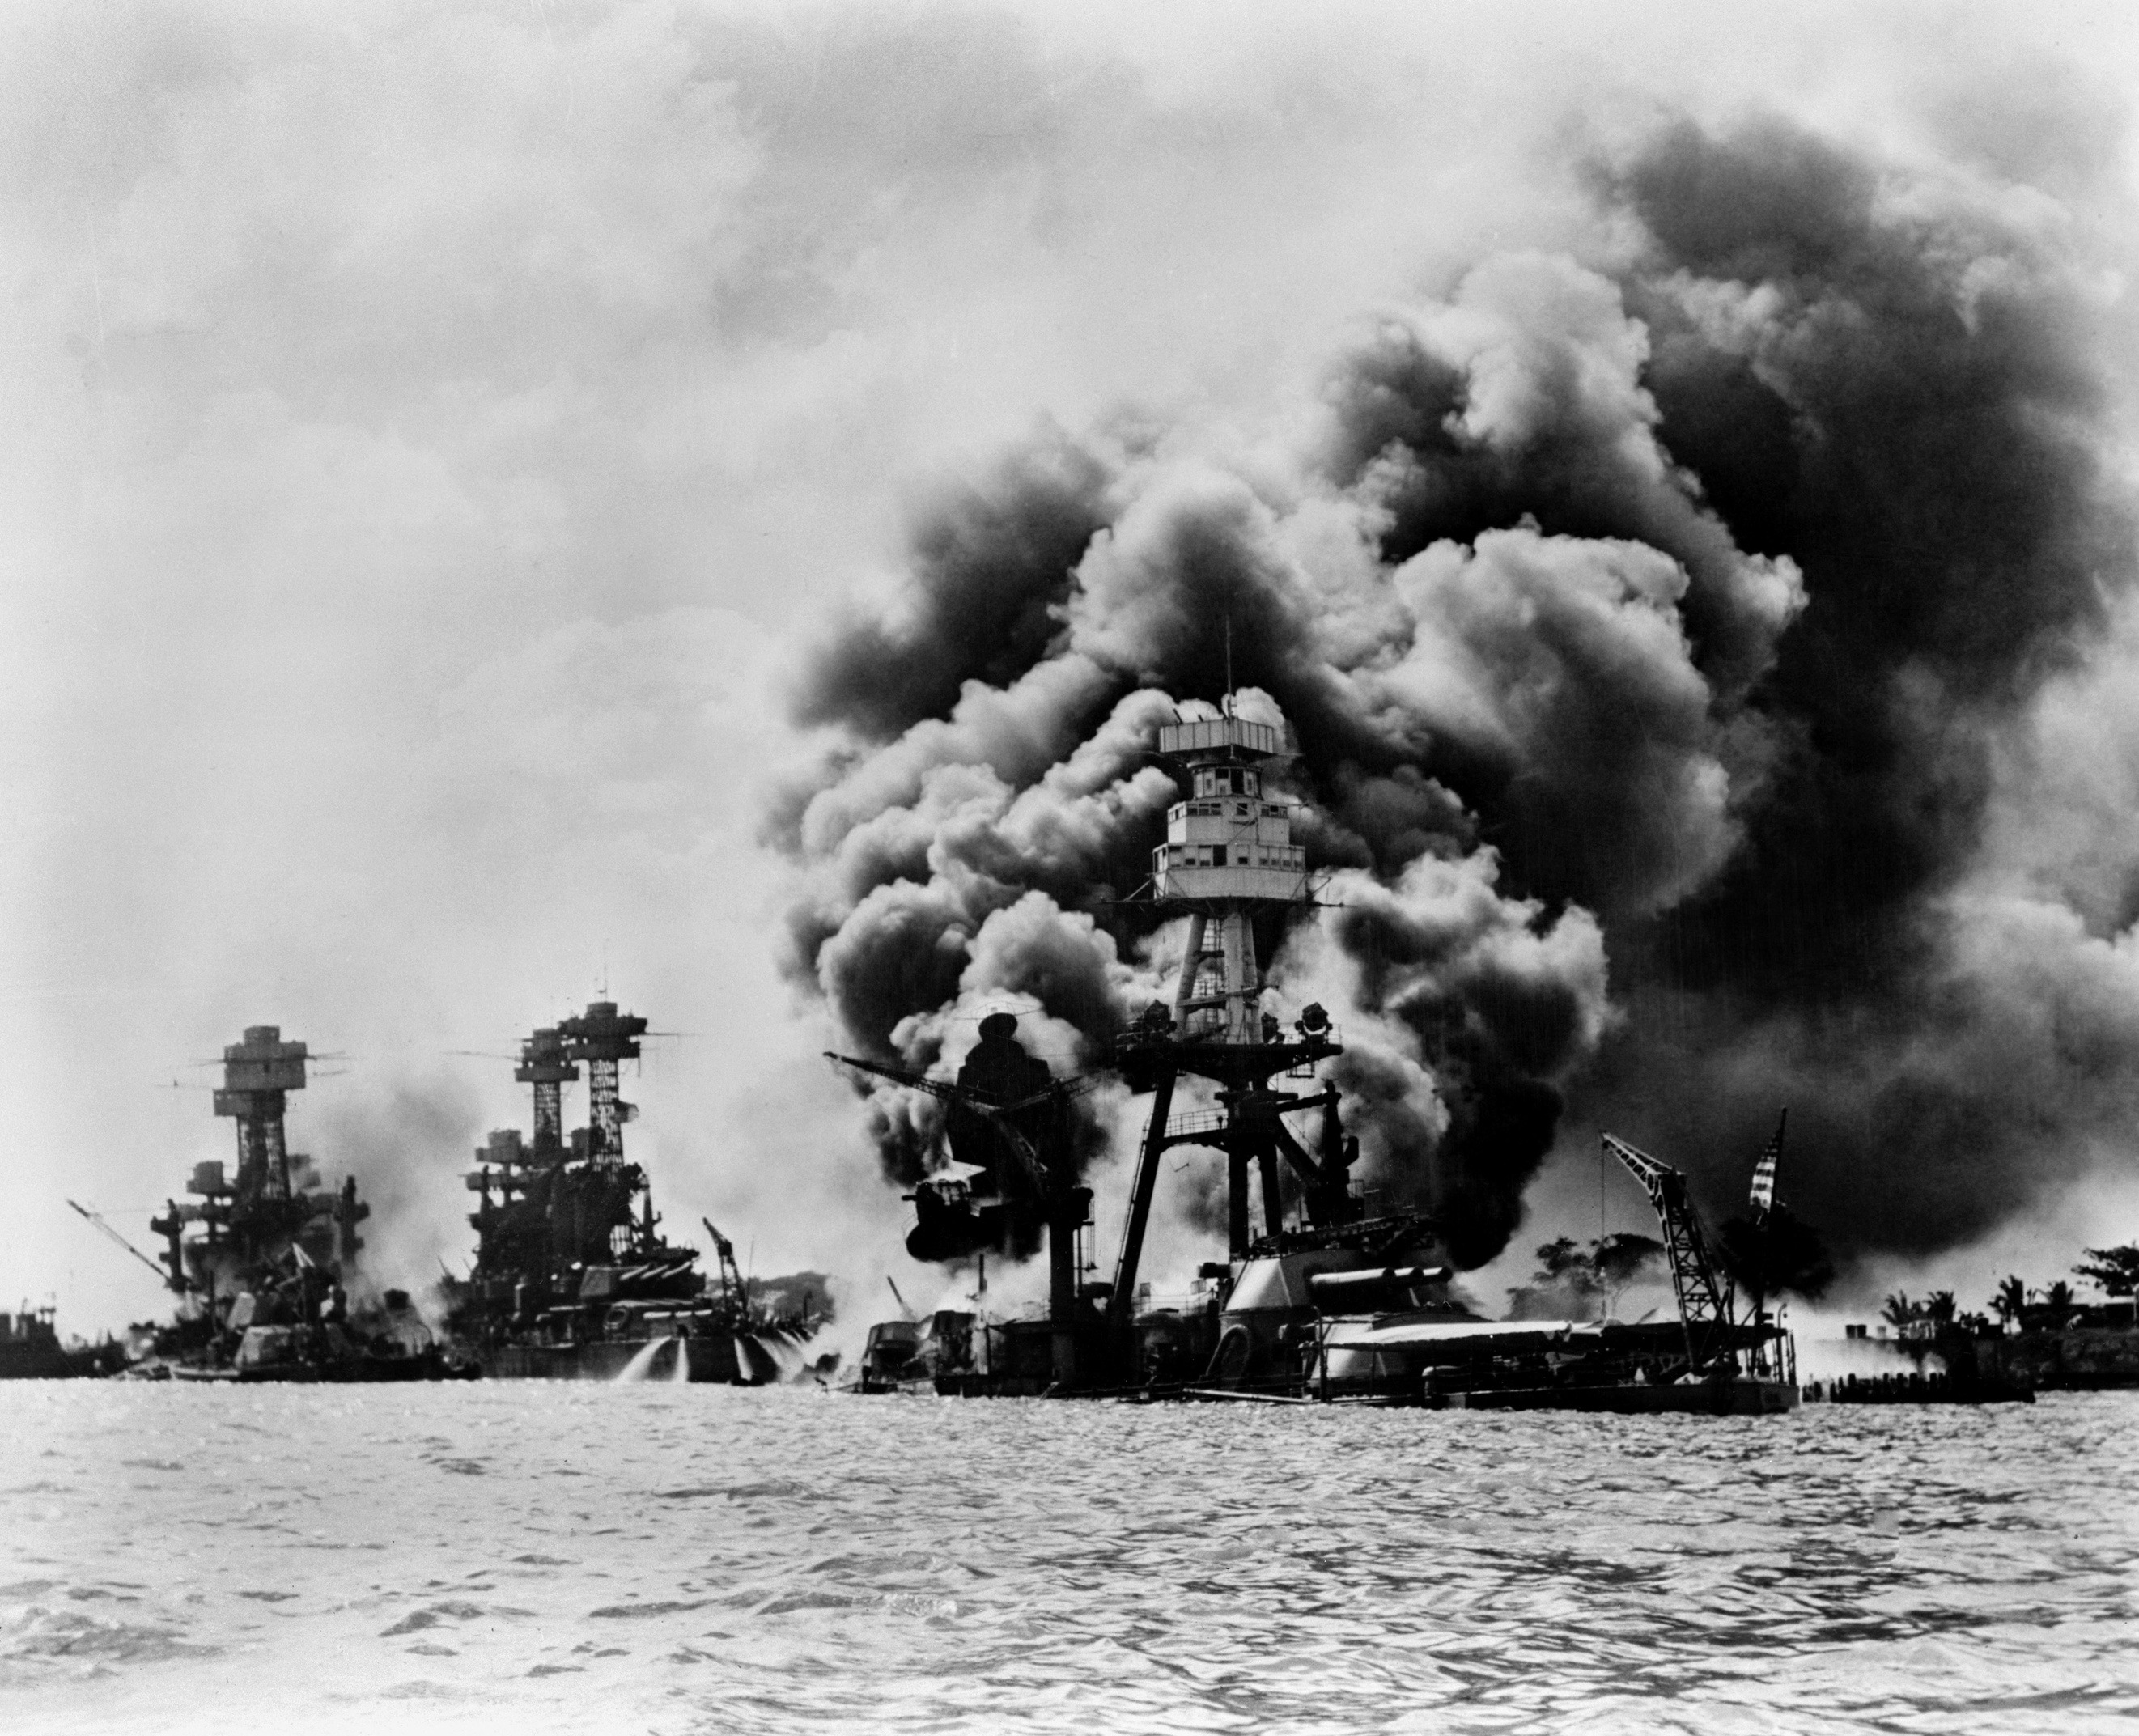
[460,1011,688,1282]
[1117,705,1357,1251]
[1148,710,1312,1047]
[826,679,1806,1412]
[449,1000,821,1382]
[834,697,1442,1395]
[135,1025,455,1380]
[150,1027,370,1300]
[1105,704,1430,1375]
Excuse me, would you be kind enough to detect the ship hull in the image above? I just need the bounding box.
[161,1357,477,1383]
[1432,1377,1799,1415]
[478,1331,787,1384]
[0,1343,124,1380]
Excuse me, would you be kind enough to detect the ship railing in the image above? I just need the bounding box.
[1162,1106,1231,1143]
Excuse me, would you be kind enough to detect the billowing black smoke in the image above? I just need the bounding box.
[777,112,2137,1271]
[1562,117,2138,1254]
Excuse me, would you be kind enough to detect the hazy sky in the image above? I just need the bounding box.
[8,1,2139,1338]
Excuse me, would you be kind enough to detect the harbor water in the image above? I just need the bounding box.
[2,1383,2135,1734]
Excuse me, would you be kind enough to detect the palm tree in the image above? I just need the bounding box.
[1925,1290,1956,1328]
[1880,1291,1917,1330]
[1990,1275,2026,1324]
[2041,1279,2077,1326]
[1589,1233,1665,1315]
[2075,1245,2139,1297]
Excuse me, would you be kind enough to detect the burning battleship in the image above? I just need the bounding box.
[838,698,1797,1411]
[443,1001,825,1382]
[131,1025,462,1381]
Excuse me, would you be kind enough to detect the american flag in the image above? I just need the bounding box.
[1748,1109,1787,1220]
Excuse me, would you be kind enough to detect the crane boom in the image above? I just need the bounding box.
[822,1052,1059,1192]
[1600,1135,1738,1371]
[822,1052,1101,1115]
[826,1052,978,1105]
[66,1199,174,1288]
[699,1218,745,1307]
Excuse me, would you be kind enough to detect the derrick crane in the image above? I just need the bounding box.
[885,1276,918,1322]
[66,1199,178,1289]
[826,1032,1099,1386]
[1602,1133,1738,1373]
[825,1051,1101,1193]
[213,1025,308,1199]
[699,1218,747,1310]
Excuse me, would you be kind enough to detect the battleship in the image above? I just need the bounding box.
[838,698,1797,1411]
[129,1025,465,1381]
[442,1002,824,1382]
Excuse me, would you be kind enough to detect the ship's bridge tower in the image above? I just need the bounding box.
[559,1001,646,1163]
[465,1027,579,1246]
[1149,713,1310,1045]
[513,1026,579,1154]
[212,1025,308,1199]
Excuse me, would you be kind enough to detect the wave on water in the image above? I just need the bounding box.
[2,1384,2137,1734]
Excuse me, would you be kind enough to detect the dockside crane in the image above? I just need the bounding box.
[1600,1134,1741,1374]
[699,1217,748,1311]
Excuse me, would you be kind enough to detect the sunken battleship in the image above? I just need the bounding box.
[134,1025,461,1381]
[839,698,1797,1411]
[444,1001,821,1382]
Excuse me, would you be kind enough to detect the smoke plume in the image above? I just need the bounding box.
[312,1075,484,1301]
[778,112,2138,1272]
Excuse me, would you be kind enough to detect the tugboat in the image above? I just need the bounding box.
[443,1003,825,1382]
[134,1025,469,1381]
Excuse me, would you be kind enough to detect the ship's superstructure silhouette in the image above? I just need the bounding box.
[136,1025,456,1380]
[448,1001,822,1382]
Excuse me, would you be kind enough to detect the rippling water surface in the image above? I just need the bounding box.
[2,1383,2135,1734]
